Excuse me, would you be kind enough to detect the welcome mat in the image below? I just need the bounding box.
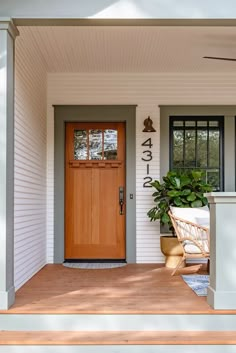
[63,262,127,269]
[181,274,209,296]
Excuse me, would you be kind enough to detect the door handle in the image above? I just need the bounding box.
[119,187,124,215]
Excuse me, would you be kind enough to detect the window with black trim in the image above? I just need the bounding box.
[170,116,224,191]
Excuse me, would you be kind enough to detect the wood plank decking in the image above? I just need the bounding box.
[1,331,236,345]
[1,264,235,314]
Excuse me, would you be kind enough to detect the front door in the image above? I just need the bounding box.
[65,122,126,259]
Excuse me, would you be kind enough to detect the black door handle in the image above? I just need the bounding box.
[119,187,124,215]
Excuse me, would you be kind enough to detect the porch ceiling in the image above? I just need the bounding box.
[18,26,236,73]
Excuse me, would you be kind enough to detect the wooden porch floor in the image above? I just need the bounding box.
[2,264,235,314]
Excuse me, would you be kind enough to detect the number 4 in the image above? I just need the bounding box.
[141,138,153,149]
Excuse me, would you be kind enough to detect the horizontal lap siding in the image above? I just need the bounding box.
[136,105,161,262]
[47,73,236,263]
[15,28,47,289]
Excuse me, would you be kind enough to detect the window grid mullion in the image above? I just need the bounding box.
[102,130,104,160]
[87,129,89,160]
[183,121,186,167]
[195,121,197,168]
[207,121,210,168]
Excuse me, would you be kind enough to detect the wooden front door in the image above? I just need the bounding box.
[65,122,126,259]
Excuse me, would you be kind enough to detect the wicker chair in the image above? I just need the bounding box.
[168,210,210,276]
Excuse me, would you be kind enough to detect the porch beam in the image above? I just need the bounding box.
[0,18,19,38]
[206,192,236,309]
[11,18,236,27]
[0,19,18,309]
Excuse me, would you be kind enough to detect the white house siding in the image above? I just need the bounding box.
[14,28,47,289]
[47,73,236,263]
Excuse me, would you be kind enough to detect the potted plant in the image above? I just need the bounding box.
[147,170,212,268]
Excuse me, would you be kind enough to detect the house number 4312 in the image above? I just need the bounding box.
[142,138,153,188]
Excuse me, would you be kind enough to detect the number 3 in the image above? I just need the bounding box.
[142,150,152,162]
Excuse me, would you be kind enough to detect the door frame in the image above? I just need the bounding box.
[54,105,136,263]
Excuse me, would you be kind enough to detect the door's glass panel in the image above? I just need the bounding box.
[89,129,103,160]
[197,130,207,167]
[74,130,87,160]
[185,130,196,167]
[173,130,184,167]
[104,129,118,160]
[209,130,220,168]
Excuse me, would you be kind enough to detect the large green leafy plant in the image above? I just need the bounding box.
[147,170,212,231]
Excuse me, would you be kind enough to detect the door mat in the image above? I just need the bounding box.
[63,262,127,269]
[181,274,209,296]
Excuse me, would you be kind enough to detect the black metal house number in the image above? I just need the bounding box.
[142,138,153,188]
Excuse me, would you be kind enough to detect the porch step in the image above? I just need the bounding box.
[0,331,236,345]
[1,313,236,331]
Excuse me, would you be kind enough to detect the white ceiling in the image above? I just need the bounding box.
[18,26,236,73]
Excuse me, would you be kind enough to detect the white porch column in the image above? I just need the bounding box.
[206,192,236,309]
[0,19,18,309]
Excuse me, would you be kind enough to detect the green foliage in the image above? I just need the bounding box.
[147,170,213,232]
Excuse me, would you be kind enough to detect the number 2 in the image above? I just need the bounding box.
[143,176,152,188]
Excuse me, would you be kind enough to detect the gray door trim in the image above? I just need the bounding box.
[54,105,136,263]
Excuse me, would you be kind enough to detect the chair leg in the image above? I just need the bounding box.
[207,258,210,273]
[171,256,185,276]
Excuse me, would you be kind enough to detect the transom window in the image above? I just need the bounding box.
[170,116,224,191]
